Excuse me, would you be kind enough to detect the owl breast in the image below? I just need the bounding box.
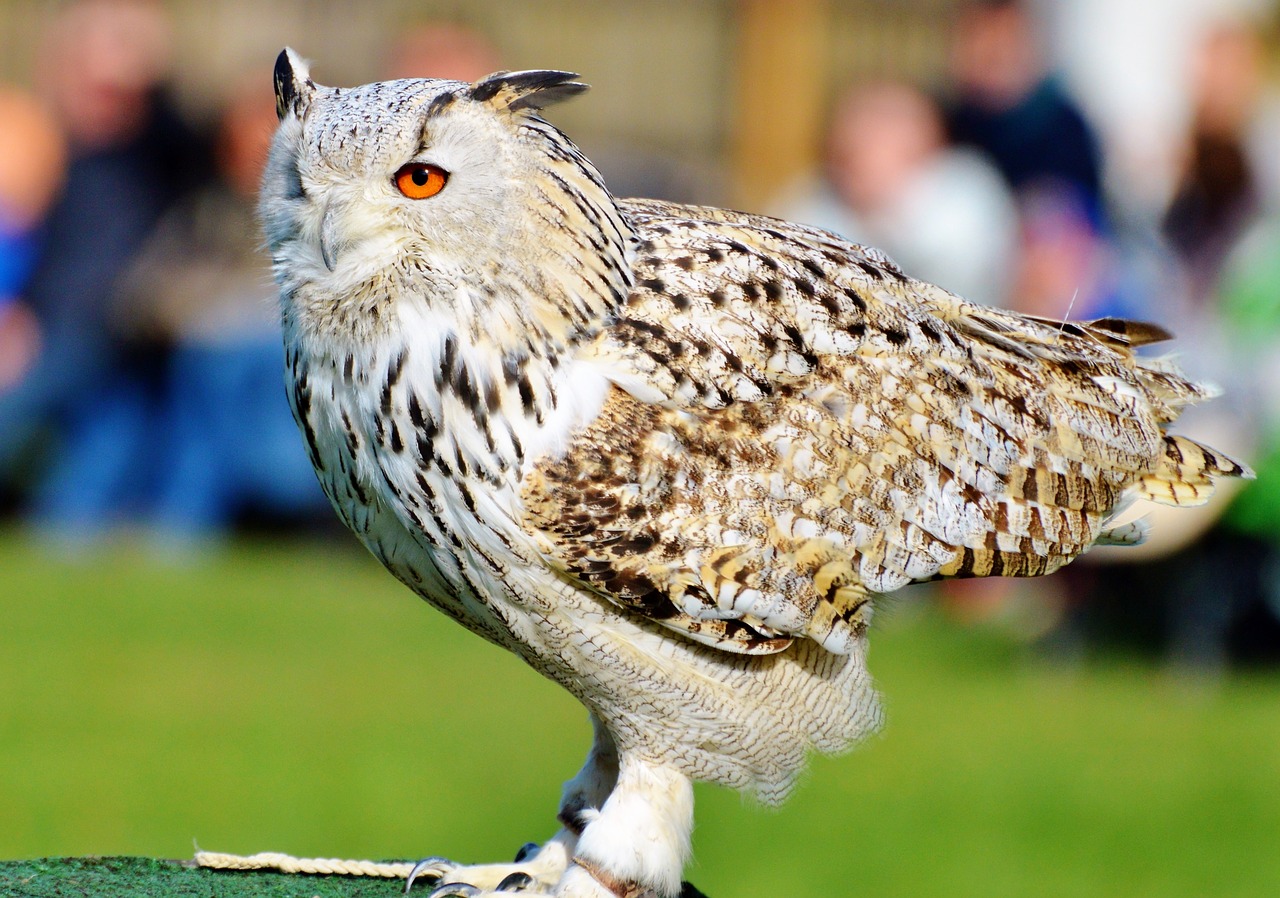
[282,299,620,643]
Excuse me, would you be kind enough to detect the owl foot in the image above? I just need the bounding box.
[408,737,694,897]
[409,858,681,898]
[403,833,695,898]
[406,837,571,894]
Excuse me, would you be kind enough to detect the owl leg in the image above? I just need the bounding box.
[406,715,620,895]
[558,752,693,898]
[557,713,620,834]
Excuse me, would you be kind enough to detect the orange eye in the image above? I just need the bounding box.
[394,162,448,199]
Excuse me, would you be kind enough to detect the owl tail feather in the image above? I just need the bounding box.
[1134,435,1253,508]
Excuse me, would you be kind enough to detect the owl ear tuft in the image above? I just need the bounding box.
[274,47,317,121]
[468,70,589,112]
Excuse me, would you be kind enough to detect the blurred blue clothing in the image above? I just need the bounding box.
[947,76,1104,218]
[0,328,111,470]
[23,99,205,333]
[0,94,207,503]
[87,170,332,539]
[26,338,328,540]
[0,206,39,301]
[28,353,156,532]
[0,116,185,481]
[151,337,328,538]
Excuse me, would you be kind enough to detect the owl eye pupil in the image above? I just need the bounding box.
[395,162,448,199]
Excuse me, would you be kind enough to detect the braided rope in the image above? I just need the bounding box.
[195,850,414,879]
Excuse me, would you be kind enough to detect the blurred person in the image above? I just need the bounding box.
[1011,183,1131,320]
[0,0,209,535]
[1135,18,1273,474]
[1036,19,1280,672]
[110,75,328,543]
[945,0,1143,325]
[1141,18,1272,473]
[1094,18,1280,672]
[775,80,1018,307]
[382,20,504,82]
[1163,19,1269,307]
[1193,215,1280,665]
[938,1,1158,629]
[946,0,1104,208]
[1049,0,1277,223]
[0,87,65,392]
[40,0,174,151]
[1217,216,1280,526]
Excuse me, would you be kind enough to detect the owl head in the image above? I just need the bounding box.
[261,48,634,347]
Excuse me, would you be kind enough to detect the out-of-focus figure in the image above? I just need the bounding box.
[1051,16,1280,671]
[1205,215,1280,664]
[943,0,1129,323]
[946,0,1102,208]
[1146,18,1272,467]
[1152,17,1280,668]
[1010,182,1124,320]
[776,80,1018,307]
[382,20,505,82]
[0,88,65,393]
[110,75,329,542]
[1218,219,1280,545]
[1163,20,1269,306]
[0,0,207,535]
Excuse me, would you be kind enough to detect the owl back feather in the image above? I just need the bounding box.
[522,199,1252,657]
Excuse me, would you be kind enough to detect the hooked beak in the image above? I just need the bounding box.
[319,197,341,271]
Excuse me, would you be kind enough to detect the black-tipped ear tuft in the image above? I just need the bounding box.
[274,47,316,121]
[468,70,589,112]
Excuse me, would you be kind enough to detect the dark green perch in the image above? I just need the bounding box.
[0,858,710,897]
[0,857,405,898]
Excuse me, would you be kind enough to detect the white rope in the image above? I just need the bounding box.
[195,850,414,879]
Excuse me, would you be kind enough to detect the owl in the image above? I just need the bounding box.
[260,49,1249,898]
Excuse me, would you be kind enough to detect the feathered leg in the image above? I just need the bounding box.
[559,753,693,898]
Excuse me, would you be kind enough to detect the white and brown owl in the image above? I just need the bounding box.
[259,49,1249,898]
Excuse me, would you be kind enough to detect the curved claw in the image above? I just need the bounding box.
[427,884,481,898]
[496,871,534,891]
[405,856,454,893]
[513,841,540,863]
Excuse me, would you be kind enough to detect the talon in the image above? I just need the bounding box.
[427,884,481,898]
[497,871,534,891]
[406,857,454,892]
[513,841,540,863]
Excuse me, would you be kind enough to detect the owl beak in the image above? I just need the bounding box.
[320,198,341,271]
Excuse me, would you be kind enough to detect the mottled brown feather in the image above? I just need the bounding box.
[520,198,1249,656]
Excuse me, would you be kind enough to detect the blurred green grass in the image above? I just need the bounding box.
[2,529,1278,898]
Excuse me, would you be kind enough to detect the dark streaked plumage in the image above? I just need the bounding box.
[260,49,1249,898]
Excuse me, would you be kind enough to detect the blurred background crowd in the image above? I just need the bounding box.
[0,0,1277,668]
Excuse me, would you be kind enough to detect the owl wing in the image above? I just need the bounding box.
[519,198,1249,656]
